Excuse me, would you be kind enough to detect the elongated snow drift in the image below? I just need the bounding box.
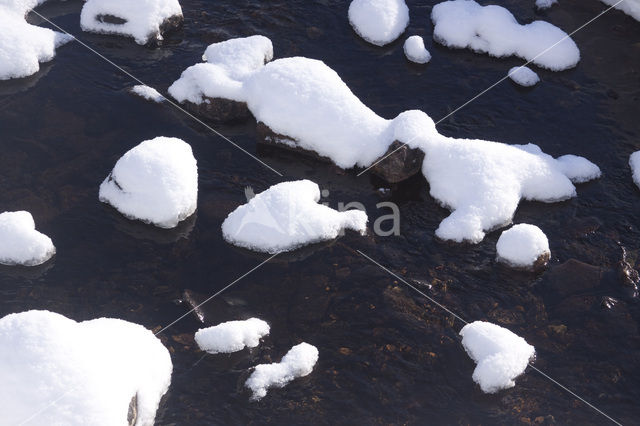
[0,310,172,425]
[195,318,270,354]
[222,180,368,253]
[99,136,198,229]
[0,211,55,266]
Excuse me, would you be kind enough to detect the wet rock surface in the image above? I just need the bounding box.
[177,97,251,123]
[370,141,425,184]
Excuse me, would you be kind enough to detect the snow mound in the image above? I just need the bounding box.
[0,310,172,425]
[601,0,640,22]
[630,151,640,189]
[168,35,273,104]
[431,0,580,71]
[460,321,535,393]
[555,154,602,183]
[222,180,368,253]
[245,342,318,400]
[404,35,431,64]
[348,0,410,46]
[535,0,557,10]
[508,66,539,87]
[496,224,550,268]
[0,0,73,80]
[131,84,165,102]
[99,136,198,229]
[195,318,270,354]
[80,0,183,45]
[0,211,55,266]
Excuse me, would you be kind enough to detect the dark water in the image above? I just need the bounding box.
[1,0,639,424]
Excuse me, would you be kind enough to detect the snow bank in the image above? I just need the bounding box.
[535,0,557,10]
[0,310,172,425]
[80,0,183,45]
[131,84,165,102]
[195,318,270,354]
[431,0,580,71]
[404,35,431,64]
[508,66,539,87]
[99,136,198,229]
[460,321,534,393]
[496,224,550,268]
[348,0,409,46]
[601,0,640,22]
[222,180,368,253]
[245,342,318,400]
[0,0,73,80]
[0,211,55,266]
[630,151,640,189]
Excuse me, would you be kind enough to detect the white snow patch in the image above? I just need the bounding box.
[535,0,557,10]
[496,224,549,268]
[0,211,55,266]
[99,136,198,229]
[0,310,172,425]
[630,151,640,189]
[348,0,409,46]
[508,66,539,87]
[222,180,368,254]
[404,35,431,64]
[202,35,273,80]
[431,0,580,71]
[131,84,165,102]
[245,342,318,400]
[555,154,602,183]
[80,0,183,45]
[0,0,73,80]
[601,0,640,22]
[460,321,535,393]
[195,318,270,354]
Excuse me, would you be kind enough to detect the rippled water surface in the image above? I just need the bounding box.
[1,0,639,424]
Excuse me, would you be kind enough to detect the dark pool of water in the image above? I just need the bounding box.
[1,0,639,424]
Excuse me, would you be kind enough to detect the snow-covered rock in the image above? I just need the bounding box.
[222,180,368,253]
[245,342,318,400]
[630,151,640,189]
[80,0,183,45]
[99,136,198,229]
[348,0,410,46]
[496,224,550,269]
[508,66,539,87]
[601,0,640,22]
[0,310,172,425]
[460,321,535,393]
[404,35,431,64]
[195,318,270,354]
[131,84,165,102]
[0,211,55,266]
[431,0,580,71]
[0,0,73,80]
[535,0,557,10]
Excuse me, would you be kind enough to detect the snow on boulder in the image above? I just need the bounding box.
[601,0,640,22]
[496,224,550,270]
[630,151,640,189]
[348,0,410,46]
[222,180,368,254]
[202,35,274,81]
[508,66,539,87]
[535,0,557,10]
[431,0,580,71]
[0,310,172,425]
[0,211,55,266]
[99,136,198,229]
[0,0,73,80]
[80,0,183,45]
[245,342,318,400]
[404,35,431,64]
[555,154,602,183]
[460,321,535,393]
[131,84,165,102]
[195,318,270,354]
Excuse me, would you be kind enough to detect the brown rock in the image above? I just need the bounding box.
[370,141,425,183]
[179,97,251,123]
